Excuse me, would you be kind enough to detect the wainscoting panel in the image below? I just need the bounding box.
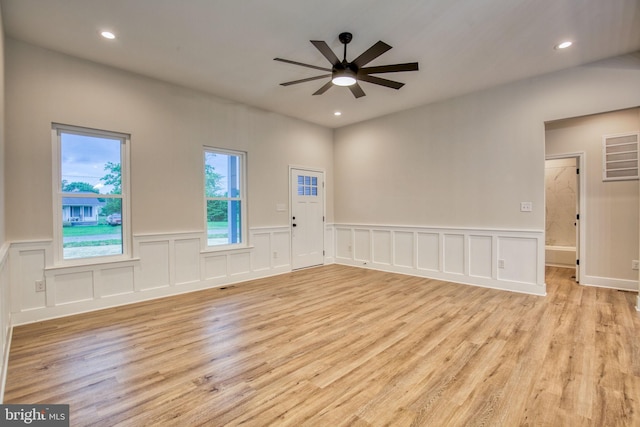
[97,266,135,298]
[469,235,493,279]
[394,231,414,268]
[416,233,439,272]
[174,238,201,285]
[273,231,291,269]
[250,233,271,272]
[17,249,47,311]
[203,255,227,280]
[334,224,546,296]
[443,234,465,275]
[497,236,539,285]
[54,271,93,305]
[229,252,251,276]
[137,240,171,291]
[354,229,371,262]
[9,227,298,325]
[335,228,353,260]
[324,225,335,264]
[372,230,392,266]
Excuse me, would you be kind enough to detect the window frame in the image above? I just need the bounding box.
[52,123,131,265]
[203,146,248,250]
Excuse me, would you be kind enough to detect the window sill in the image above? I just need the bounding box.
[46,256,140,272]
[200,244,254,255]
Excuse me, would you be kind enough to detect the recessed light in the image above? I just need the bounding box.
[554,41,572,50]
[334,112,342,116]
[101,31,116,40]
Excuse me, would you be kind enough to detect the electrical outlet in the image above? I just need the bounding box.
[632,260,639,270]
[35,280,45,292]
[498,259,505,269]
[348,245,352,252]
[273,251,278,259]
[520,202,533,212]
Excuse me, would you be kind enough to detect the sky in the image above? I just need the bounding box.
[61,132,121,194]
[61,131,240,196]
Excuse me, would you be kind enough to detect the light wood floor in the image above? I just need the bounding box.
[4,265,640,426]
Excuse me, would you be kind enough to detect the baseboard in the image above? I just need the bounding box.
[11,266,293,326]
[335,258,546,296]
[581,274,638,292]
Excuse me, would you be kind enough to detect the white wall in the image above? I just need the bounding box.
[334,53,640,291]
[5,39,334,239]
[4,39,334,324]
[546,108,640,288]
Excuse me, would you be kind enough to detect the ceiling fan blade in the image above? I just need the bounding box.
[280,75,331,86]
[313,80,334,95]
[352,41,392,67]
[359,62,419,74]
[358,74,405,90]
[349,83,366,98]
[310,40,341,67]
[274,58,332,72]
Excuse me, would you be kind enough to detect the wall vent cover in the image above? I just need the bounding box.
[602,132,640,181]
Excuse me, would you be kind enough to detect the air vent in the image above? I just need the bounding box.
[602,132,639,181]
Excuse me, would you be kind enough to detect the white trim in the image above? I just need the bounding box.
[0,242,11,403]
[289,166,327,270]
[203,146,248,250]
[51,123,132,266]
[332,223,546,296]
[7,227,293,325]
[581,275,638,292]
[0,320,12,403]
[333,222,544,234]
[0,243,8,270]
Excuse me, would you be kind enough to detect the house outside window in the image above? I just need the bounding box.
[204,147,247,248]
[52,124,130,262]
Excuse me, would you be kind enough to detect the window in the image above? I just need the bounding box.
[53,124,130,262]
[297,175,318,196]
[602,132,639,181]
[204,148,246,247]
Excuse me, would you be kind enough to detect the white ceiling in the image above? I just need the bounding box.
[2,0,640,128]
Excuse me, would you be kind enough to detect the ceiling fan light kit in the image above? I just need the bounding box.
[275,32,419,98]
[332,68,357,86]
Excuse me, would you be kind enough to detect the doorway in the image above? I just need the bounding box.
[290,167,325,270]
[545,153,585,282]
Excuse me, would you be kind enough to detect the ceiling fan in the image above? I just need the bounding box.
[274,32,419,98]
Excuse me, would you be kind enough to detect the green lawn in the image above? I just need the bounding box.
[62,221,228,240]
[63,224,121,237]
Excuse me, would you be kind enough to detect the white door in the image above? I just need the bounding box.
[291,168,325,269]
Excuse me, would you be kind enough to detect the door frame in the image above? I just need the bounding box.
[545,152,586,282]
[288,165,326,269]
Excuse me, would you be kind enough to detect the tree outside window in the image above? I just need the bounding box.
[204,148,245,247]
[55,125,129,261]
